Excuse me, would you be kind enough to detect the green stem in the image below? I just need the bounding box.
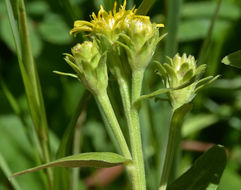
[159,104,191,190]
[96,90,131,159]
[129,69,146,190]
[71,109,86,190]
[17,0,53,188]
[159,114,181,190]
[165,0,183,57]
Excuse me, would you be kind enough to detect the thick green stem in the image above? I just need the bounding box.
[159,114,181,190]
[96,91,131,159]
[116,69,146,190]
[71,108,86,190]
[159,104,191,190]
[128,69,146,190]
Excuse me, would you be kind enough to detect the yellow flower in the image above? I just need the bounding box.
[70,0,164,40]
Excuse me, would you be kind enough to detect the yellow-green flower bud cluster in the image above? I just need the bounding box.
[118,18,162,71]
[156,54,218,110]
[62,0,165,96]
[64,41,108,95]
[68,0,164,82]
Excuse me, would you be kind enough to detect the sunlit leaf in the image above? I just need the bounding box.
[222,50,241,69]
[0,154,22,190]
[26,1,50,16]
[167,145,227,190]
[181,2,240,20]
[12,152,131,177]
[182,114,219,137]
[38,13,72,44]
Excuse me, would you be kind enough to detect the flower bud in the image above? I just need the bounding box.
[65,41,108,95]
[156,53,218,110]
[118,17,163,71]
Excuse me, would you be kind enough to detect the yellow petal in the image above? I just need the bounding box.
[157,24,165,28]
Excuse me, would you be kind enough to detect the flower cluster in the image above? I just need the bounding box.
[60,0,165,95]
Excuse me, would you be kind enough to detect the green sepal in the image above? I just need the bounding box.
[182,69,194,83]
[154,61,168,84]
[195,64,207,78]
[53,71,78,79]
[163,63,178,86]
[118,33,134,48]
[155,33,168,46]
[180,62,189,73]
[195,75,220,93]
[64,54,82,76]
[166,56,174,66]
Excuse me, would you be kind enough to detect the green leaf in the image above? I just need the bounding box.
[0,115,45,190]
[12,152,130,178]
[26,1,50,16]
[38,13,72,44]
[167,145,227,190]
[0,154,22,190]
[218,168,241,190]
[4,0,22,59]
[182,114,219,137]
[0,79,21,115]
[135,76,197,104]
[136,0,155,15]
[178,19,230,42]
[221,50,241,69]
[181,2,240,20]
[164,0,182,57]
[2,1,42,57]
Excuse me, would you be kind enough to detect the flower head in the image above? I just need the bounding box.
[64,40,108,95]
[156,54,219,110]
[70,0,164,41]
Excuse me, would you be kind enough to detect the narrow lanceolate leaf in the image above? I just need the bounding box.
[222,50,241,69]
[135,77,197,105]
[136,0,155,15]
[0,154,22,190]
[4,0,22,59]
[167,145,227,190]
[12,152,130,178]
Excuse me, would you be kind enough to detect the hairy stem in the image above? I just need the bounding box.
[96,91,131,159]
[129,69,146,190]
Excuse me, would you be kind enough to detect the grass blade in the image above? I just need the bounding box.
[5,0,53,188]
[4,0,21,59]
[165,0,183,57]
[136,0,155,15]
[198,0,222,66]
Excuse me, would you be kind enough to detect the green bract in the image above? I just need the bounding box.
[118,23,163,71]
[156,54,219,110]
[64,41,108,95]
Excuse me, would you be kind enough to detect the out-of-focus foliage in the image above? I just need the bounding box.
[0,0,241,189]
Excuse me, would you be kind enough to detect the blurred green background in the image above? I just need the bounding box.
[0,0,241,189]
